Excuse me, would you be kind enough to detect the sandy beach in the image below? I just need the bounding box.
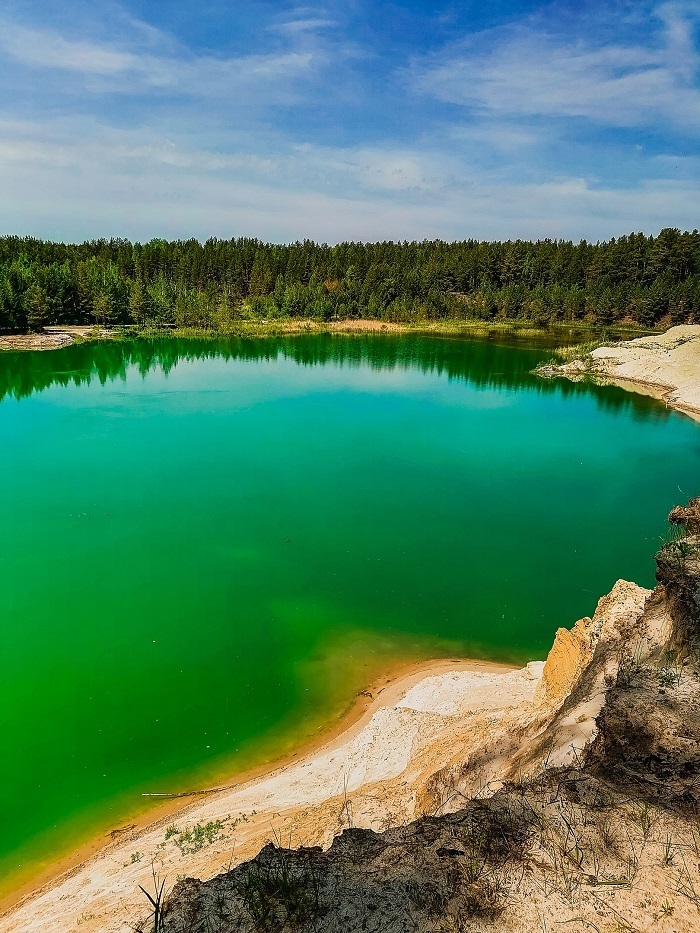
[2,574,649,933]
[539,324,700,421]
[0,326,104,351]
[0,655,523,930]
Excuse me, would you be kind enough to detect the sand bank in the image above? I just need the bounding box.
[2,574,649,933]
[538,324,700,421]
[0,656,517,930]
[0,326,104,351]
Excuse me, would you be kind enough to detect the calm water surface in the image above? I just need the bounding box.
[1,334,699,893]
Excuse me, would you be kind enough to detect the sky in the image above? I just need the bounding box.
[0,0,698,243]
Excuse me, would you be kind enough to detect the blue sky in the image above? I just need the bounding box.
[0,0,698,242]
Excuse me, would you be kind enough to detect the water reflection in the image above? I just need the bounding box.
[0,334,671,422]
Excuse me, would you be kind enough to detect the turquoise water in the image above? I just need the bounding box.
[1,334,698,893]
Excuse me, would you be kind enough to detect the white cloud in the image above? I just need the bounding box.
[0,18,324,97]
[0,3,696,242]
[413,1,700,131]
[0,117,697,243]
[2,26,137,75]
[291,144,456,193]
[448,123,540,152]
[271,16,335,35]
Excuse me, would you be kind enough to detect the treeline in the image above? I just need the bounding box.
[0,229,698,333]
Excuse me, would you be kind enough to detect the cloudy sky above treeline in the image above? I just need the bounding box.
[1,0,698,242]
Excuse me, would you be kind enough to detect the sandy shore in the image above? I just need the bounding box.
[0,326,104,351]
[0,570,651,933]
[0,656,519,929]
[0,318,608,351]
[538,324,700,421]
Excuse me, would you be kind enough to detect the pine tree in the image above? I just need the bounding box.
[25,284,50,332]
[129,279,147,327]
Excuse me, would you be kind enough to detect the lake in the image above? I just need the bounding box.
[1,333,699,895]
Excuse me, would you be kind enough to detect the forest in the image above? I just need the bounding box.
[0,228,698,333]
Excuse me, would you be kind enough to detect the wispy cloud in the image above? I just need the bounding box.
[0,16,328,98]
[412,1,700,131]
[1,116,698,243]
[270,15,335,36]
[1,26,138,75]
[0,0,696,241]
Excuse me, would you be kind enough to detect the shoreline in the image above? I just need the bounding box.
[0,654,516,918]
[602,373,700,423]
[0,319,655,352]
[0,578,665,933]
[3,323,698,931]
[537,324,700,424]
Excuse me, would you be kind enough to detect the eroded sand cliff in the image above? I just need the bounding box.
[156,502,700,933]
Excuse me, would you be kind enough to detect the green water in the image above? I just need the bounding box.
[1,334,699,892]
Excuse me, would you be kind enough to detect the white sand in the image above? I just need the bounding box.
[544,324,700,419]
[1,580,650,933]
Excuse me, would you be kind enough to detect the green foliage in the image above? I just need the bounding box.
[169,819,223,855]
[136,863,168,933]
[92,291,117,326]
[24,284,50,332]
[0,229,698,333]
[128,279,148,327]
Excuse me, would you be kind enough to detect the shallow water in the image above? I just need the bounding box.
[1,334,699,894]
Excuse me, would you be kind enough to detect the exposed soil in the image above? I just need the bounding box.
[0,326,103,351]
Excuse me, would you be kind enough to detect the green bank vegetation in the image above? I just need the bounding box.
[0,228,698,334]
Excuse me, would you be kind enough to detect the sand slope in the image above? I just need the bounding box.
[1,581,649,933]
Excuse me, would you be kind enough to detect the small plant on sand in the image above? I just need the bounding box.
[135,863,168,933]
[658,648,684,688]
[675,854,700,908]
[174,819,224,856]
[631,802,655,842]
[616,636,647,687]
[662,834,676,867]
